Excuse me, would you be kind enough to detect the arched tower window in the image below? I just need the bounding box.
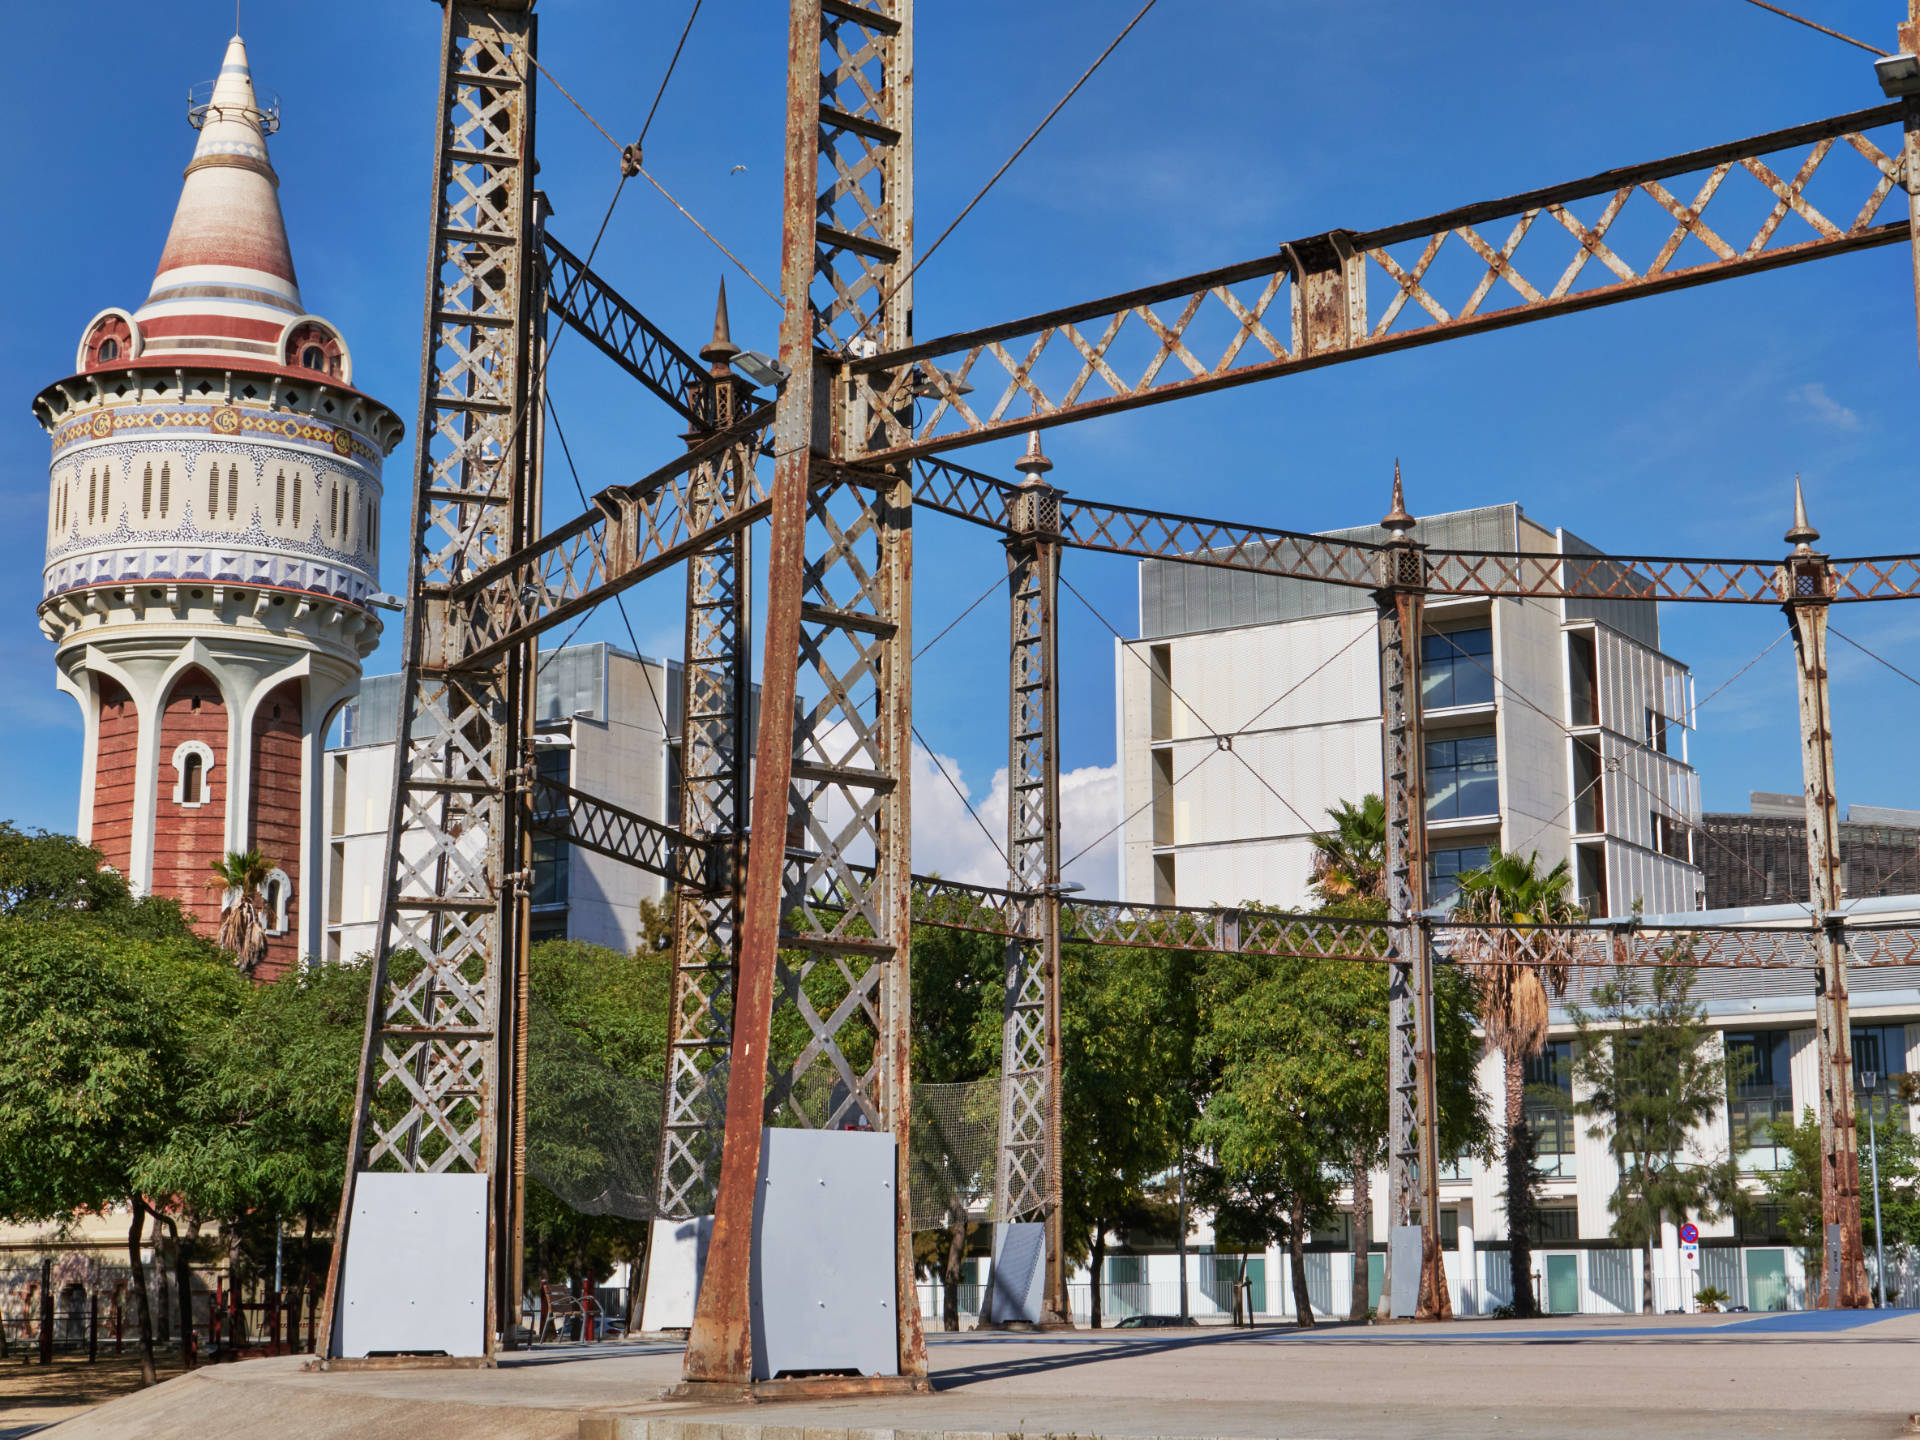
[84,314,134,369]
[263,868,293,935]
[159,463,170,518]
[283,321,344,379]
[171,740,215,808]
[142,463,153,519]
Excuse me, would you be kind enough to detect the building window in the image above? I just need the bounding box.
[1421,627,1494,710]
[143,463,153,518]
[1426,734,1498,821]
[171,741,215,808]
[88,469,97,523]
[1854,1024,1910,1134]
[209,470,219,520]
[1725,1030,1794,1170]
[1429,844,1491,902]
[531,833,570,908]
[97,337,120,361]
[100,470,110,521]
[1525,1039,1577,1178]
[275,471,286,524]
[1535,1206,1580,1243]
[302,345,327,371]
[263,868,292,936]
[329,483,338,538]
[292,473,301,529]
[227,464,239,519]
[1645,708,1670,755]
[159,463,170,517]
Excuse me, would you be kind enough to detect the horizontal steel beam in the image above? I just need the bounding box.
[853,104,1908,460]
[543,233,715,426]
[444,404,777,667]
[913,456,1920,604]
[523,774,717,892]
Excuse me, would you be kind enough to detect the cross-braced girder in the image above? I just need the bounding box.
[320,0,540,1360]
[850,103,1912,460]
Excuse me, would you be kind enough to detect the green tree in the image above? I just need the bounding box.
[905,915,1000,1330]
[523,939,672,1328]
[1452,848,1582,1317]
[1571,961,1744,1312]
[133,959,367,1326]
[206,848,276,974]
[1196,927,1486,1325]
[0,916,227,1383]
[0,821,192,935]
[1060,941,1200,1328]
[1764,1106,1920,1295]
[1308,796,1386,905]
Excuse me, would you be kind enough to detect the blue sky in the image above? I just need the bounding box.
[5,0,1919,883]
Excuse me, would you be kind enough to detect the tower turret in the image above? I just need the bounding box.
[31,34,404,975]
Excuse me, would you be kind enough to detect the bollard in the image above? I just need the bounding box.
[38,1261,52,1366]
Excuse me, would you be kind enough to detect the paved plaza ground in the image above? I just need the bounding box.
[12,1310,1920,1440]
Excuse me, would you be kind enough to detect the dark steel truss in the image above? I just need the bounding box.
[320,0,540,1359]
[522,773,714,891]
[541,232,715,427]
[850,104,1910,461]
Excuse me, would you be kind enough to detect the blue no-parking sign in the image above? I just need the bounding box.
[1680,1222,1700,1244]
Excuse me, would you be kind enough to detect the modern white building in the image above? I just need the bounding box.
[1115,501,1705,918]
[322,642,679,961]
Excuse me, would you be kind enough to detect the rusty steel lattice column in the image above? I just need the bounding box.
[318,0,540,1360]
[1781,485,1869,1309]
[989,432,1068,1323]
[653,290,756,1223]
[682,0,924,1391]
[1372,475,1449,1322]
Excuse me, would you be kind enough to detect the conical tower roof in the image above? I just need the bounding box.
[133,35,304,364]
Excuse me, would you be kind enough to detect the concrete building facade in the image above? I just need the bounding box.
[324,643,679,961]
[30,35,402,975]
[1116,502,1705,918]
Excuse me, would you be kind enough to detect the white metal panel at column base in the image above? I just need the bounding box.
[337,1172,488,1357]
[750,1128,897,1381]
[1388,1224,1422,1319]
[985,1221,1046,1324]
[640,1215,711,1329]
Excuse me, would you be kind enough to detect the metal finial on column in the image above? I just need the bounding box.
[701,277,739,374]
[1382,458,1415,534]
[1016,428,1053,479]
[1786,474,1821,552]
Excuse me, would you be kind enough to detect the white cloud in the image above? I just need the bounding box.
[809,723,1123,899]
[1794,382,1862,432]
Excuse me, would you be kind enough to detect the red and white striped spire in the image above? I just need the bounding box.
[133,34,304,364]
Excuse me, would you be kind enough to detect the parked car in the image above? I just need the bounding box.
[1113,1314,1199,1329]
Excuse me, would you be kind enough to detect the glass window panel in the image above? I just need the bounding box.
[1725,1030,1796,1169]
[1421,627,1495,710]
[1426,734,1499,821]
[1854,1024,1910,1134]
[1524,1040,1577,1176]
[1429,845,1492,902]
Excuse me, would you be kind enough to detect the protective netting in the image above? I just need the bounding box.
[526,998,1011,1232]
[907,1077,1002,1231]
[525,994,663,1219]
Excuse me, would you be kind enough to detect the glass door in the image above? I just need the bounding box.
[1546,1254,1580,1314]
[1745,1249,1788,1312]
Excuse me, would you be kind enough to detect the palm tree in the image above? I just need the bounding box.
[1452,849,1582,1317]
[207,848,275,974]
[1307,795,1386,905]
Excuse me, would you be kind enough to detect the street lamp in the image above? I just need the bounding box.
[1862,1069,1887,1309]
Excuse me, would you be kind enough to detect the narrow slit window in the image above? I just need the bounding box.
[275,471,286,524]
[100,471,109,520]
[227,464,238,519]
[329,483,338,538]
[159,463,170,517]
[181,752,204,805]
[292,474,302,528]
[88,469,96,523]
[142,463,153,518]
[209,469,218,519]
